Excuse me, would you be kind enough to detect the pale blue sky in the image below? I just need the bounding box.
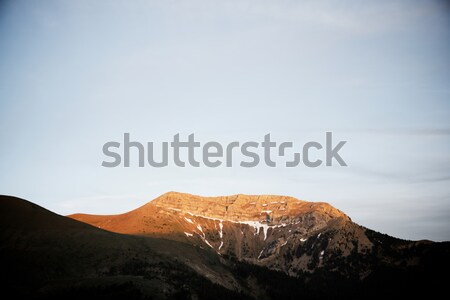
[0,0,449,241]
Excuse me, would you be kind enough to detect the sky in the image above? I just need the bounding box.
[0,0,449,241]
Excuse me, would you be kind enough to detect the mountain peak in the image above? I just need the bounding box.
[69,192,355,269]
[151,191,348,223]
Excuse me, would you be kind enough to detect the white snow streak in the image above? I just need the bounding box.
[168,207,181,212]
[219,221,223,238]
[204,239,213,248]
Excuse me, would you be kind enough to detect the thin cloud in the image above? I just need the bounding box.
[175,0,445,35]
[349,128,450,136]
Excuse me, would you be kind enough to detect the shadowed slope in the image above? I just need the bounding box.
[0,195,249,299]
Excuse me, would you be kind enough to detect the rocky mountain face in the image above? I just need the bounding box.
[69,192,432,279]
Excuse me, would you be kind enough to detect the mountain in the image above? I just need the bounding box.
[69,192,439,278]
[1,193,449,299]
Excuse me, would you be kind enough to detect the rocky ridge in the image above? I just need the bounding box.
[71,192,374,277]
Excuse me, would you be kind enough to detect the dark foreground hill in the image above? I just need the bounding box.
[1,194,449,299]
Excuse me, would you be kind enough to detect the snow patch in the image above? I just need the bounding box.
[184,217,194,224]
[219,241,223,250]
[239,221,270,240]
[300,238,307,242]
[184,232,193,237]
[168,211,291,242]
[219,221,223,239]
